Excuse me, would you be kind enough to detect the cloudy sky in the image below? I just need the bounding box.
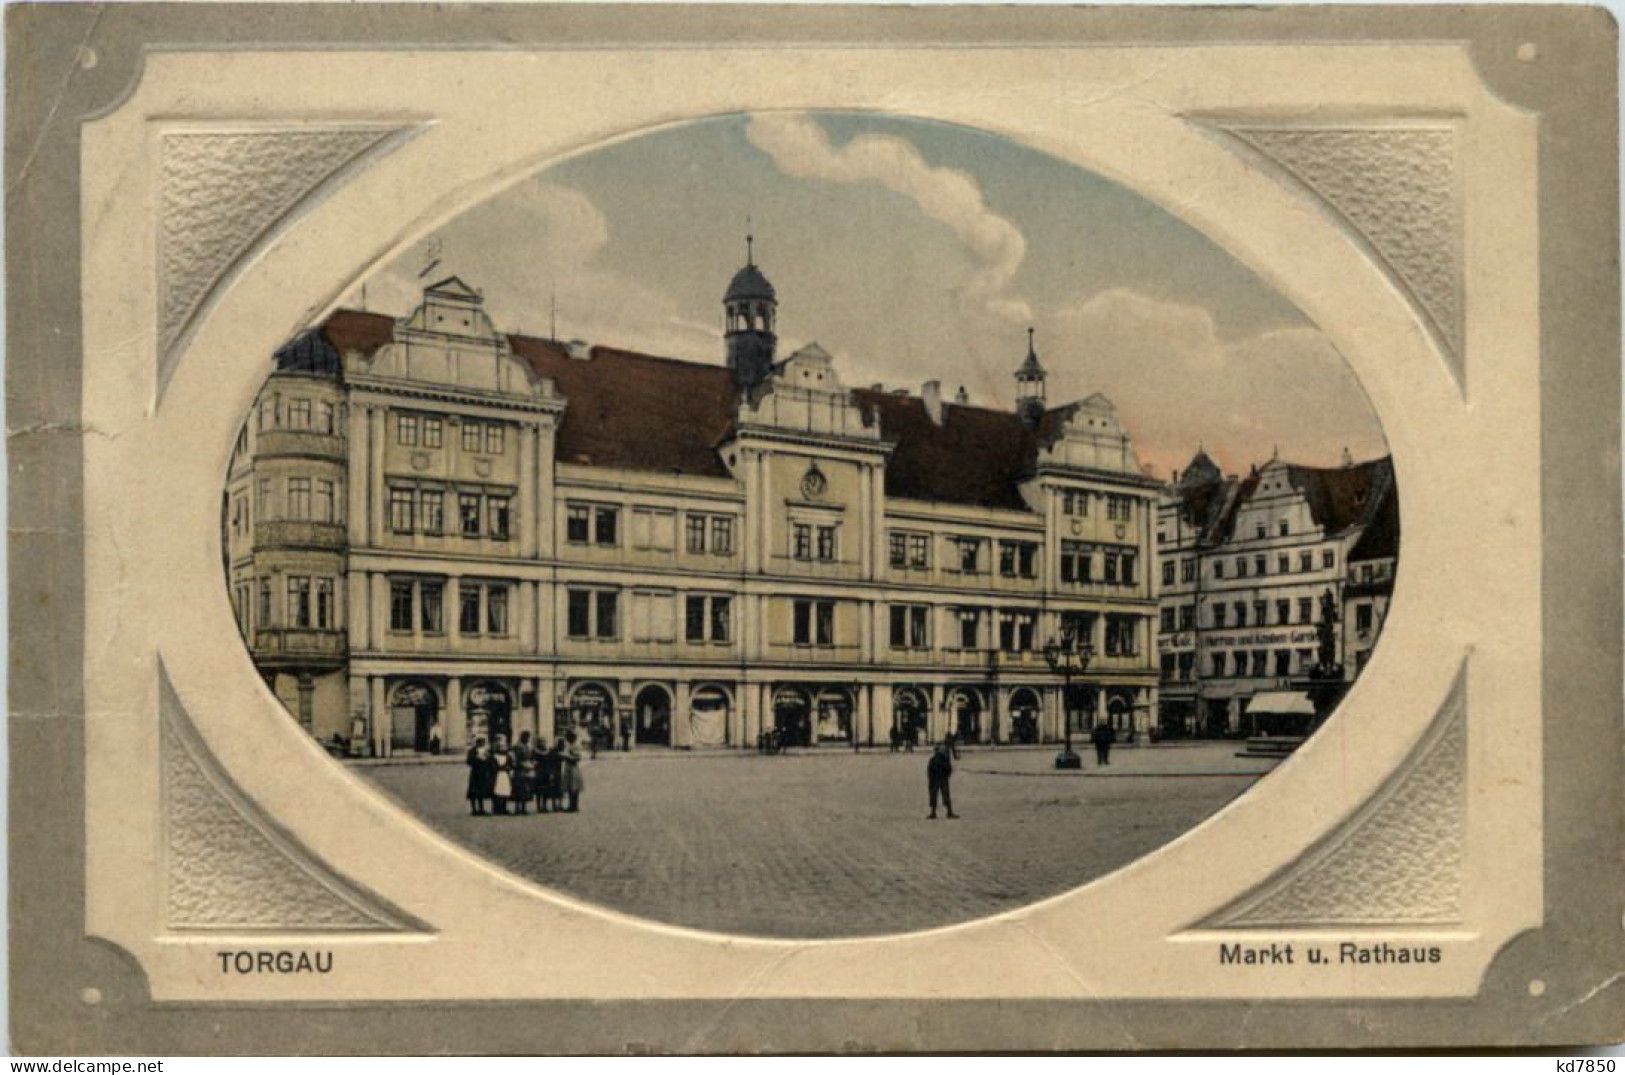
[347,111,1388,479]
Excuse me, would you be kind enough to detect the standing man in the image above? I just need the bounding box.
[927,743,959,820]
[1091,721,1116,766]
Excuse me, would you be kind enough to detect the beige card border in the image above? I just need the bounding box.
[9,4,1622,1053]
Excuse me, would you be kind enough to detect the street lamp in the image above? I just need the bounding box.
[1043,623,1094,770]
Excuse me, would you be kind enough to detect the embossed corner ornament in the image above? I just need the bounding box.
[1203,122,1465,393]
[160,663,419,932]
[156,125,419,398]
[1203,662,1467,928]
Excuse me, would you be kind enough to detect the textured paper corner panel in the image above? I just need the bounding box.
[9,4,1621,1054]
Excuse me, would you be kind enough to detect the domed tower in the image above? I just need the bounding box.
[1015,327,1047,428]
[724,234,777,390]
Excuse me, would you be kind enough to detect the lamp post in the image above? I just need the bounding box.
[1043,624,1093,770]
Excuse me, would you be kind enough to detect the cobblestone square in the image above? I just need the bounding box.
[361,743,1279,937]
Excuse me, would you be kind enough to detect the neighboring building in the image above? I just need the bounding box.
[1155,450,1398,738]
[227,254,1164,756]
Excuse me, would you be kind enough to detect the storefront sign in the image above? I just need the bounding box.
[1206,627,1319,649]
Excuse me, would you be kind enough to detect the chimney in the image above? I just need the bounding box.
[954,385,969,404]
[1341,446,1354,468]
[921,380,944,425]
[567,339,591,361]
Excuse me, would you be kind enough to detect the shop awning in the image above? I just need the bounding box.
[1245,691,1315,717]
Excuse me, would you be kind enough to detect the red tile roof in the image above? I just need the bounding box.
[853,390,1041,511]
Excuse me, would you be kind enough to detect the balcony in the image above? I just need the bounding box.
[255,519,347,550]
[257,429,346,461]
[252,628,348,668]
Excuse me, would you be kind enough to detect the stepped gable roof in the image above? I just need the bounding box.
[853,389,1045,511]
[508,335,738,479]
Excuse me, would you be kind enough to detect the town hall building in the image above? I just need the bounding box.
[225,249,1165,756]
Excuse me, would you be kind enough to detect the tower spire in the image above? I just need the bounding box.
[746,215,754,266]
[1015,326,1047,428]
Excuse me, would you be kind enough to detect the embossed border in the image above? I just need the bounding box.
[10,5,1621,1053]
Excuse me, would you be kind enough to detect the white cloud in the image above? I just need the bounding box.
[745,113,1032,329]
[346,182,719,360]
[1045,289,1389,479]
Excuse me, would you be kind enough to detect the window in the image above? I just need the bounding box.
[1060,611,1096,646]
[889,533,906,569]
[1120,551,1137,585]
[259,398,276,431]
[1254,600,1267,625]
[1251,650,1267,678]
[487,587,508,636]
[907,533,929,568]
[419,490,443,534]
[1107,496,1134,522]
[419,583,443,634]
[1213,604,1227,628]
[953,537,982,573]
[288,478,312,520]
[1299,597,1313,623]
[257,478,273,518]
[314,578,334,629]
[1182,559,1197,582]
[1323,549,1336,568]
[258,579,272,626]
[287,576,311,628]
[1104,615,1138,657]
[1160,607,1176,632]
[567,590,591,638]
[689,516,708,554]
[462,422,483,453]
[1234,601,1247,627]
[1162,561,1176,586]
[1278,520,1290,537]
[684,595,732,644]
[1103,551,1119,584]
[1162,653,1177,677]
[315,479,336,523]
[793,599,835,646]
[815,525,837,562]
[488,496,511,541]
[999,541,1038,579]
[999,610,1037,652]
[957,609,981,649]
[1178,652,1194,682]
[566,588,618,639]
[397,413,419,446]
[890,604,929,649]
[1235,557,1247,578]
[288,399,312,430]
[1278,554,1290,575]
[422,417,442,448]
[1276,600,1290,625]
[1178,605,1195,630]
[594,506,618,546]
[1300,551,1313,572]
[1254,555,1266,576]
[1214,560,1226,580]
[1255,523,1266,539]
[459,584,481,634]
[1060,541,1093,584]
[390,582,413,632]
[484,425,505,455]
[1212,652,1227,677]
[568,505,591,544]
[460,494,481,538]
[389,488,415,533]
[793,524,812,561]
[1357,604,1374,633]
[1297,648,1315,672]
[1275,650,1292,676]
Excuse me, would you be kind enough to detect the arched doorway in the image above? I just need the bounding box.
[772,687,811,747]
[948,688,982,742]
[688,685,731,747]
[634,685,672,746]
[815,687,854,743]
[569,683,615,744]
[1009,687,1041,744]
[389,680,441,753]
[465,680,513,745]
[894,687,928,747]
[1108,687,1134,738]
